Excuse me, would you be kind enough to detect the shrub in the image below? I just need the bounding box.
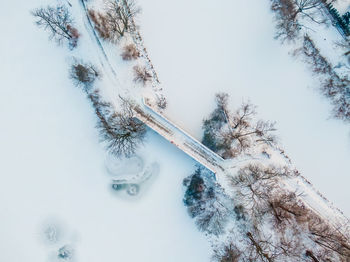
[70,61,99,92]
[121,44,140,60]
[88,9,111,40]
[133,65,152,85]
[156,95,167,109]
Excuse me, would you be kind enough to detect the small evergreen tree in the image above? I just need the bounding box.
[183,166,231,235]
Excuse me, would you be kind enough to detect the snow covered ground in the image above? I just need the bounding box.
[1,0,349,260]
[0,0,211,261]
[139,0,350,216]
[334,0,350,13]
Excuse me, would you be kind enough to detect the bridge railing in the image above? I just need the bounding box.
[142,98,226,163]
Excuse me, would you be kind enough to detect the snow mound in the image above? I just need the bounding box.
[105,154,144,177]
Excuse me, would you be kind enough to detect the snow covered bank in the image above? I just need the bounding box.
[139,0,350,216]
[0,0,211,261]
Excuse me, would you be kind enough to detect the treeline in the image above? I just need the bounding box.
[295,35,350,122]
[187,93,350,261]
[69,59,146,157]
[271,0,350,122]
[269,0,350,123]
[183,162,350,261]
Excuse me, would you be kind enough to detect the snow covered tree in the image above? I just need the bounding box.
[105,0,140,38]
[88,91,146,157]
[328,4,350,36]
[89,0,141,42]
[230,164,292,222]
[183,167,231,235]
[32,5,79,48]
[202,93,229,152]
[121,44,140,60]
[266,189,308,230]
[307,215,350,260]
[270,0,332,42]
[69,60,100,92]
[133,65,152,85]
[295,35,350,122]
[202,93,276,159]
[270,0,301,42]
[212,242,241,262]
[58,245,74,260]
[156,95,167,110]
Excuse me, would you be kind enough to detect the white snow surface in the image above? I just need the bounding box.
[333,0,350,13]
[0,0,211,261]
[138,0,350,216]
[1,0,350,261]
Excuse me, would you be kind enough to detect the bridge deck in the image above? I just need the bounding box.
[133,99,225,174]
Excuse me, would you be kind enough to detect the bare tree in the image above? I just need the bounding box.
[220,102,276,157]
[202,93,276,159]
[295,35,333,75]
[195,187,230,236]
[267,190,309,230]
[215,92,229,111]
[270,0,332,42]
[278,225,308,260]
[212,242,241,262]
[69,60,100,92]
[133,65,152,85]
[106,0,140,37]
[243,230,279,262]
[88,91,146,157]
[271,0,301,42]
[89,0,141,42]
[307,214,350,260]
[32,5,79,48]
[295,35,350,122]
[231,164,292,221]
[293,0,328,23]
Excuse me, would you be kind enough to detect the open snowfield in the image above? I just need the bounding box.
[0,0,211,261]
[139,0,350,216]
[1,0,350,260]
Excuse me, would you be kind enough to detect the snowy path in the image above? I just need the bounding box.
[79,0,118,79]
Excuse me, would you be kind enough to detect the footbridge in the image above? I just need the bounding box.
[133,98,226,175]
